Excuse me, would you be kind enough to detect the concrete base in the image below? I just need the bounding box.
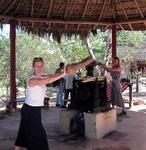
[59,109,79,135]
[84,109,117,140]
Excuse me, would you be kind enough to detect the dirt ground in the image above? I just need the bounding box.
[0,103,146,150]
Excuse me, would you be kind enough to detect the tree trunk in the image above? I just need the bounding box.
[83,36,96,60]
[101,30,112,76]
[104,30,112,64]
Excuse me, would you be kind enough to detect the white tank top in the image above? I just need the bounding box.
[25,75,46,107]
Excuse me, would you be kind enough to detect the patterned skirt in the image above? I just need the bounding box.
[111,79,124,109]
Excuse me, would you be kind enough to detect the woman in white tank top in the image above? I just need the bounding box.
[15,56,93,150]
[15,57,65,150]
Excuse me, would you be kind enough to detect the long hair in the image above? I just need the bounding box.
[113,56,121,67]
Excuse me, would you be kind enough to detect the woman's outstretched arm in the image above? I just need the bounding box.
[66,56,94,74]
[28,72,65,87]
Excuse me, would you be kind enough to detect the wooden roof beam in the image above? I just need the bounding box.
[28,21,33,27]
[0,15,112,26]
[119,0,128,20]
[47,23,51,30]
[3,14,146,27]
[134,0,144,18]
[77,24,80,30]
[38,28,92,31]
[128,23,134,30]
[82,0,89,19]
[14,0,23,14]
[118,24,124,30]
[93,25,96,30]
[105,25,108,30]
[65,24,68,30]
[47,0,53,18]
[98,0,106,21]
[115,18,146,24]
[3,0,17,15]
[64,0,70,19]
[31,0,35,17]
[143,21,146,27]
[25,25,92,31]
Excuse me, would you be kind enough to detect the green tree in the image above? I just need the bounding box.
[2,28,146,92]
[0,35,10,95]
[16,31,63,87]
[60,35,88,63]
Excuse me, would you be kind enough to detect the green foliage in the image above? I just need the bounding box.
[16,31,64,87]
[60,36,88,63]
[118,31,145,47]
[0,35,10,88]
[89,31,108,62]
[2,27,146,91]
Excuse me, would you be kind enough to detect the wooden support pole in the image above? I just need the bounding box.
[10,20,17,109]
[129,84,133,108]
[112,25,117,58]
[136,74,139,93]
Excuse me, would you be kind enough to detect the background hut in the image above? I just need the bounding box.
[118,46,146,76]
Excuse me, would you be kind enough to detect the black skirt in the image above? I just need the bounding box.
[15,103,49,150]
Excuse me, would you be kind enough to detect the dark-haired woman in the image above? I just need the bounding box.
[98,57,126,116]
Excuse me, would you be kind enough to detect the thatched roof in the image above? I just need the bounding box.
[1,0,146,40]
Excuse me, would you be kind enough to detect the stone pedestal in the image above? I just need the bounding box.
[59,109,79,135]
[84,109,117,140]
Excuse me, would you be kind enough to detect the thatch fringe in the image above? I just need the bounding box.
[1,0,146,41]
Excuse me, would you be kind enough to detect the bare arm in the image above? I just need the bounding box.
[66,56,94,74]
[73,56,93,70]
[95,60,121,72]
[102,65,121,72]
[28,72,64,87]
